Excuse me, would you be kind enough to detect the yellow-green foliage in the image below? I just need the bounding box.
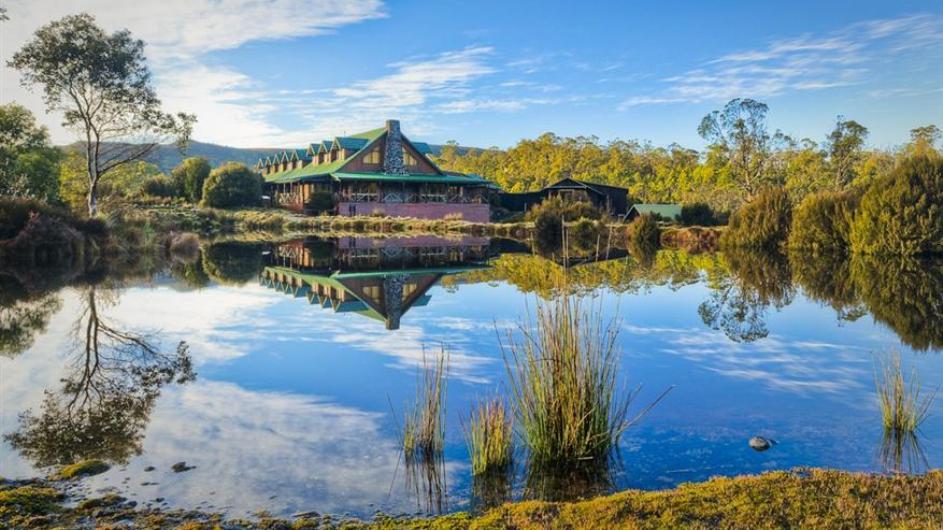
[567,218,605,256]
[527,196,604,254]
[470,469,943,530]
[626,213,661,254]
[464,399,513,476]
[789,189,857,253]
[54,458,110,479]
[0,486,62,517]
[721,187,792,249]
[850,153,943,256]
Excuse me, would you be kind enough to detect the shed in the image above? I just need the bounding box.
[623,203,682,222]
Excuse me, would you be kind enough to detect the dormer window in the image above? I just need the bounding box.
[403,148,417,167]
[365,148,381,164]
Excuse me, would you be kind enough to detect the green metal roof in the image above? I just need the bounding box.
[628,203,682,219]
[330,172,490,185]
[334,136,369,151]
[412,141,433,154]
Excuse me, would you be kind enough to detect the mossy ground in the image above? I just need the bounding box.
[53,458,110,479]
[3,469,943,529]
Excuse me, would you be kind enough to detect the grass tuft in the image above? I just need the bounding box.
[54,459,110,480]
[463,399,513,476]
[875,352,936,434]
[501,292,671,466]
[402,349,449,460]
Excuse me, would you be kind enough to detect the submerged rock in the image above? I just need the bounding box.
[749,436,777,451]
[171,462,195,473]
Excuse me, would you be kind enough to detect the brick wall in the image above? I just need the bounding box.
[336,202,490,223]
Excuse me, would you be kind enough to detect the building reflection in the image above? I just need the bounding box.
[260,236,494,329]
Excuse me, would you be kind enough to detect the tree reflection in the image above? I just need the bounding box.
[201,241,266,286]
[699,249,794,342]
[851,256,943,351]
[0,277,61,357]
[790,251,867,323]
[5,287,195,466]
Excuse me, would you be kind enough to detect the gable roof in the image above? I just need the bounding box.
[627,203,682,220]
[263,122,480,185]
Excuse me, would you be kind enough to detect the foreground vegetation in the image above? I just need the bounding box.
[3,469,943,529]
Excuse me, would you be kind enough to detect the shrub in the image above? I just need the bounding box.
[304,190,334,215]
[0,198,71,240]
[789,190,857,253]
[172,157,212,202]
[141,175,176,198]
[201,162,262,208]
[568,218,605,255]
[721,187,792,249]
[626,213,661,254]
[850,154,943,256]
[681,203,724,226]
[528,196,604,254]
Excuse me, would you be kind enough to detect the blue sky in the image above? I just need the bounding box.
[2,0,941,149]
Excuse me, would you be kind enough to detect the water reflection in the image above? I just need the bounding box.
[1,235,942,517]
[4,287,194,467]
[259,236,493,330]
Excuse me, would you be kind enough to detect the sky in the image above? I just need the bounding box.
[1,0,941,150]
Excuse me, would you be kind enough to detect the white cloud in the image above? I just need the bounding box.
[620,13,943,109]
[1,0,386,145]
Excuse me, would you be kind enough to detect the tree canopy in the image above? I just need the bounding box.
[8,14,194,215]
[0,103,61,201]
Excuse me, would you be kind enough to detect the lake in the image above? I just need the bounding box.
[1,235,941,518]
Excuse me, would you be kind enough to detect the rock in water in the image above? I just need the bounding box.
[171,462,195,473]
[749,436,777,451]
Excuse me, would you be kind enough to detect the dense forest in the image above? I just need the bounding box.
[433,99,941,213]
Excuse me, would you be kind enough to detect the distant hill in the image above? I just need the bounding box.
[61,140,482,173]
[62,141,281,173]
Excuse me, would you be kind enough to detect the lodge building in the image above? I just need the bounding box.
[258,120,494,222]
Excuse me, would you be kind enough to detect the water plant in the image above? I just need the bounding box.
[402,349,449,459]
[463,398,513,476]
[501,292,671,466]
[875,352,936,435]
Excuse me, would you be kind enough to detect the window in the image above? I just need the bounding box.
[403,148,417,167]
[365,148,381,164]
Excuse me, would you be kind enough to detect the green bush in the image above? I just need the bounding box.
[201,162,262,209]
[681,203,725,226]
[305,190,335,214]
[568,218,605,255]
[721,187,792,249]
[626,213,661,254]
[172,157,211,202]
[789,190,858,253]
[141,175,176,198]
[528,196,604,254]
[849,154,943,256]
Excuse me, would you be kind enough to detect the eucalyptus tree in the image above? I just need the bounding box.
[0,103,61,200]
[8,14,195,215]
[825,116,868,188]
[698,98,776,199]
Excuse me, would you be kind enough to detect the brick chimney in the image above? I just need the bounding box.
[383,119,407,175]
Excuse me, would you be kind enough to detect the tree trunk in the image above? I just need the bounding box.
[87,178,98,216]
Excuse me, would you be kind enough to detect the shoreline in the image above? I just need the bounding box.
[3,468,943,529]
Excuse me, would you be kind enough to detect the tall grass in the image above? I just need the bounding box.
[501,293,671,466]
[402,349,449,459]
[875,352,936,434]
[463,399,513,476]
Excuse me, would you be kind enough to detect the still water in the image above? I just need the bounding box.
[1,235,941,518]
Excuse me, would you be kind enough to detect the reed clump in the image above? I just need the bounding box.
[875,352,936,435]
[501,293,670,466]
[464,399,514,476]
[402,350,449,459]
